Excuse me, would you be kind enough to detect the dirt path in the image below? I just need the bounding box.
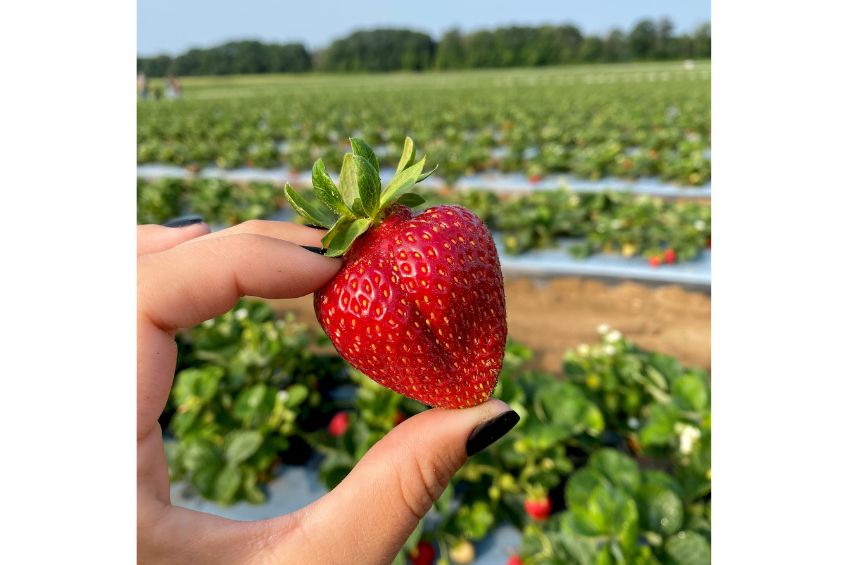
[268,276,710,374]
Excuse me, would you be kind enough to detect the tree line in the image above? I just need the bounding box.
[138,19,710,77]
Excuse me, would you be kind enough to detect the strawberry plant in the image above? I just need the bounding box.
[165,300,347,505]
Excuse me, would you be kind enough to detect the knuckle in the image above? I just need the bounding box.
[395,450,456,521]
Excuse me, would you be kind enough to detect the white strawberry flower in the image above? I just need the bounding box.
[603,344,616,356]
[276,389,290,403]
[597,323,611,335]
[577,344,590,356]
[235,308,248,321]
[694,219,706,231]
[202,319,215,328]
[675,423,701,455]
[605,330,622,343]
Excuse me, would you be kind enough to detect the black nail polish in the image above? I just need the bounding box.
[304,223,323,230]
[466,410,519,456]
[301,245,328,255]
[163,215,203,228]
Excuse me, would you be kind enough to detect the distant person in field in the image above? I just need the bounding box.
[165,75,182,100]
[137,72,148,100]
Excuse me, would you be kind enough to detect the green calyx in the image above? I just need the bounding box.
[284,137,437,257]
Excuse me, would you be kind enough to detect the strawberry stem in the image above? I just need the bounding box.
[284,137,433,257]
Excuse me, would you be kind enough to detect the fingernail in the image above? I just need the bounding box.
[163,215,204,228]
[466,410,519,456]
[301,245,328,255]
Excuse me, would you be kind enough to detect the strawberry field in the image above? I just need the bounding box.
[138,62,710,186]
[167,300,710,564]
[139,62,711,564]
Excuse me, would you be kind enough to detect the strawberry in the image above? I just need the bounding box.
[448,540,475,564]
[648,255,662,267]
[524,495,552,521]
[664,248,677,264]
[528,173,543,184]
[285,138,506,409]
[327,411,349,437]
[506,556,524,565]
[410,540,436,565]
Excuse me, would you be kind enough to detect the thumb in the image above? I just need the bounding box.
[285,399,518,565]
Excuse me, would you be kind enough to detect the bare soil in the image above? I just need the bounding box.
[267,276,710,374]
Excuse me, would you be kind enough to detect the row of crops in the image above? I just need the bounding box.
[167,300,710,564]
[137,66,710,186]
[138,177,710,265]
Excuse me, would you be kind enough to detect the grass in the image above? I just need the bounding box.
[144,60,711,99]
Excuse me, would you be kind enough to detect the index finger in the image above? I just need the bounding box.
[137,233,340,439]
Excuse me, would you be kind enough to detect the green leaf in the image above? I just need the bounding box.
[354,155,381,216]
[395,136,416,174]
[181,439,220,472]
[589,449,641,496]
[638,484,684,535]
[321,217,353,248]
[325,218,372,257]
[664,531,711,565]
[233,384,275,427]
[417,164,438,183]
[338,153,381,217]
[672,374,709,412]
[284,184,336,228]
[566,468,608,508]
[312,159,350,217]
[395,193,426,208]
[214,465,242,505]
[241,468,266,504]
[350,137,380,175]
[284,384,309,407]
[380,156,427,207]
[338,153,359,209]
[224,430,263,465]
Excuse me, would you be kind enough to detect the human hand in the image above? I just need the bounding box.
[137,219,519,564]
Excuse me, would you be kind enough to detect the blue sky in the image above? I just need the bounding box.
[138,0,710,56]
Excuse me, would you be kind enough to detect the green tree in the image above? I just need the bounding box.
[435,29,466,69]
[630,19,658,59]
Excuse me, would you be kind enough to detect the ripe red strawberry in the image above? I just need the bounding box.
[506,556,524,565]
[528,173,543,184]
[648,255,662,267]
[664,248,677,264]
[393,411,407,426]
[410,540,436,565]
[524,495,552,521]
[285,138,506,409]
[327,411,349,437]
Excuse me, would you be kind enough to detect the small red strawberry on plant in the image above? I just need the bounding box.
[524,492,552,521]
[327,411,349,437]
[506,556,524,565]
[648,255,662,268]
[409,540,436,565]
[663,248,677,264]
[393,411,407,427]
[285,137,507,409]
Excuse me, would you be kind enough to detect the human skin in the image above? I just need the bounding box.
[137,220,514,564]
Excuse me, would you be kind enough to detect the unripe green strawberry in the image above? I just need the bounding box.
[285,138,506,409]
